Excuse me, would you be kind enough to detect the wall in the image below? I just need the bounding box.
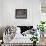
[0,0,3,26]
[2,0,41,27]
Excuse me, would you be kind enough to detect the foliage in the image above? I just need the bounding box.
[31,36,38,42]
[37,21,45,32]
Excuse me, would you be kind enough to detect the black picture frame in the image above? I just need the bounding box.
[15,9,27,19]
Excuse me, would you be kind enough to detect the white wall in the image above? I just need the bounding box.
[2,0,41,27]
[0,0,3,26]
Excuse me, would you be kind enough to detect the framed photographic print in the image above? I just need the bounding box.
[15,9,27,19]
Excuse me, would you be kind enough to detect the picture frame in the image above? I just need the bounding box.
[15,9,27,19]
